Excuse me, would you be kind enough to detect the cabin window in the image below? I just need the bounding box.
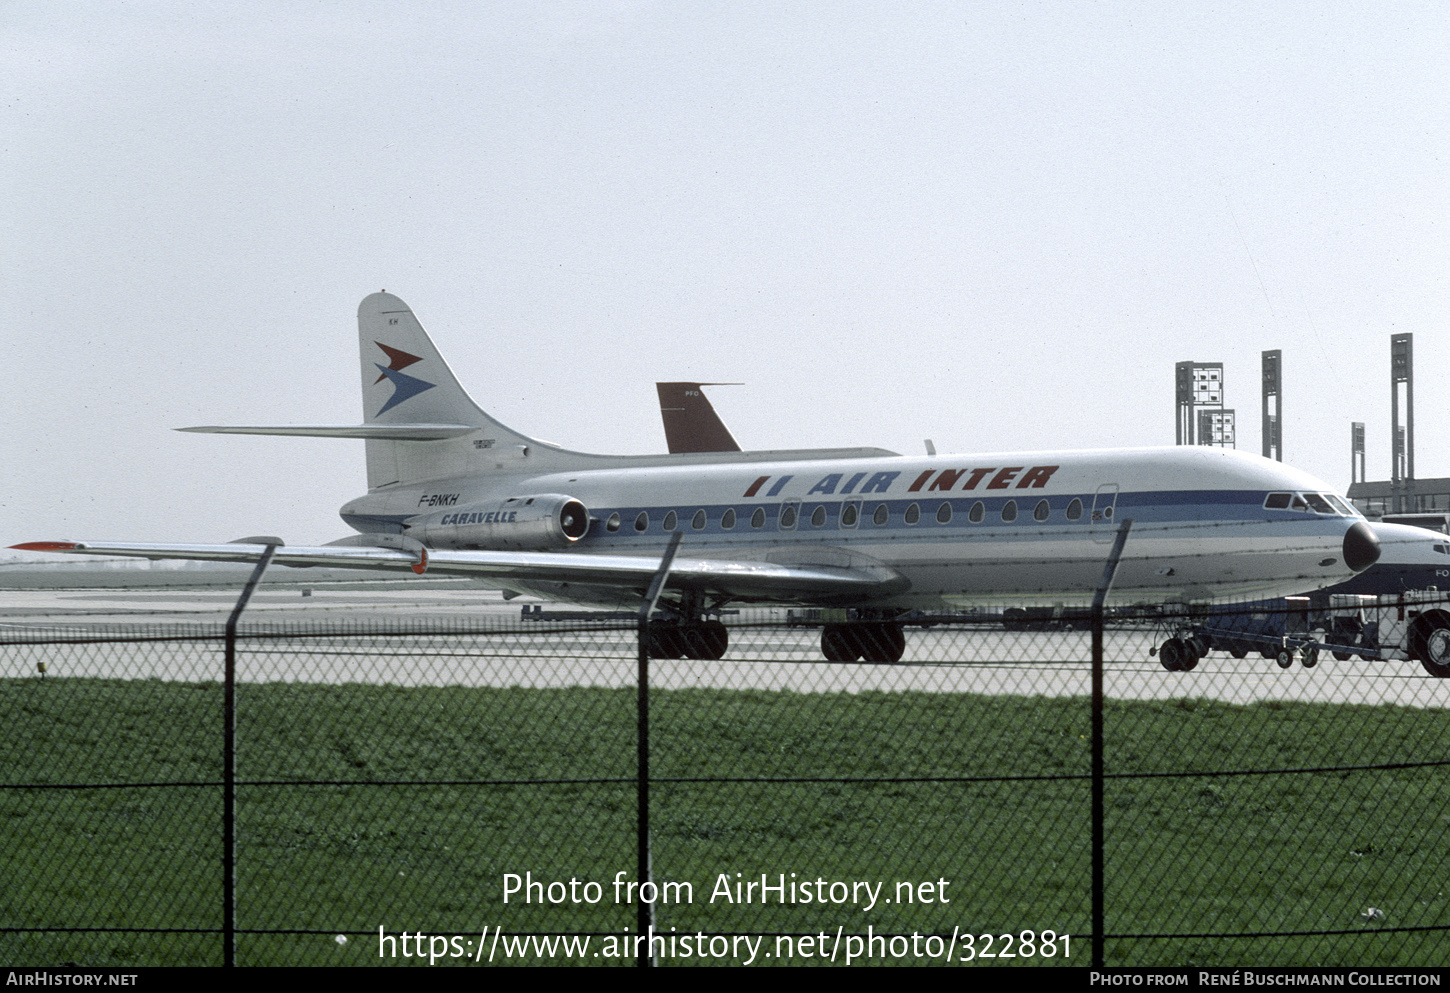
[634,512,649,532]
[663,510,678,531]
[1263,492,1292,510]
[779,502,799,529]
[721,508,736,530]
[872,503,889,526]
[606,513,621,533]
[810,505,827,527]
[751,507,766,529]
[841,500,860,528]
[969,501,985,523]
[1034,499,1050,522]
[1066,498,1083,521]
[904,503,921,525]
[692,509,707,530]
[936,502,953,524]
[1001,500,1017,522]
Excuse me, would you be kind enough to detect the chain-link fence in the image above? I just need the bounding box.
[3,595,1449,967]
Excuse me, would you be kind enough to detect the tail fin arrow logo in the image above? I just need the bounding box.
[373,341,435,415]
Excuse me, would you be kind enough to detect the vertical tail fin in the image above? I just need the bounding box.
[359,292,542,489]
[655,382,742,453]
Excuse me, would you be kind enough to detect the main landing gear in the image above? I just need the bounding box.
[820,622,907,663]
[644,590,732,660]
[646,619,729,660]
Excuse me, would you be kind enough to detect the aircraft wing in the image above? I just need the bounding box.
[12,541,907,606]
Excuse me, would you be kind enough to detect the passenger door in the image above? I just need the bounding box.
[1090,484,1119,543]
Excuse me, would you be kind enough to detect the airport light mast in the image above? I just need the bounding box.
[1175,361,1227,447]
[1391,334,1414,513]
[1352,422,1366,486]
[1261,350,1281,461]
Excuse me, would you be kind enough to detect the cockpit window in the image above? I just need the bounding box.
[1263,493,1292,510]
[1324,494,1356,517]
[1302,493,1335,515]
[1290,494,1308,512]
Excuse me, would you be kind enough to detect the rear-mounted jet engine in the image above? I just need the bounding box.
[414,494,590,551]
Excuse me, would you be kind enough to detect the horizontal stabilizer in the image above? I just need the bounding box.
[177,424,475,441]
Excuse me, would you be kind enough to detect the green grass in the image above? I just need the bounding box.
[1,678,1447,966]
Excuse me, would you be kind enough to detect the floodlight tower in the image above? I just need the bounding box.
[1391,334,1414,513]
[1261,350,1281,461]
[1351,422,1365,485]
[1198,409,1236,448]
[1175,361,1225,446]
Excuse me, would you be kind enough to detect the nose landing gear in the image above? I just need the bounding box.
[1157,636,1203,672]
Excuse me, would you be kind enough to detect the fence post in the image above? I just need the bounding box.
[1091,518,1132,969]
[635,532,683,968]
[223,542,278,969]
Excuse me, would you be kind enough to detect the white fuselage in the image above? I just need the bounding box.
[341,445,1373,608]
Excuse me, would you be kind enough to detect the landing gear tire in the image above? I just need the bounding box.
[857,622,906,664]
[1160,638,1189,672]
[1411,617,1450,678]
[822,625,860,662]
[648,627,686,659]
[681,620,729,661]
[821,623,906,663]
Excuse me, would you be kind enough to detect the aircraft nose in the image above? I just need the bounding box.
[1342,520,1381,572]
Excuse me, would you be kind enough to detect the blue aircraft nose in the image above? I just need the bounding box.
[1343,520,1381,572]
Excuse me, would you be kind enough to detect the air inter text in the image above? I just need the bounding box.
[743,466,1061,499]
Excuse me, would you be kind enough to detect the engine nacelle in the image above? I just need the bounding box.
[414,493,590,550]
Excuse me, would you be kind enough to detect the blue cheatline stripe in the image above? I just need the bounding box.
[511,491,1346,547]
[370,489,1353,547]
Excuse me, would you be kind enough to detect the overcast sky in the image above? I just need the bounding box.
[4,3,1446,548]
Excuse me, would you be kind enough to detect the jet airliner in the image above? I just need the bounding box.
[648,374,1450,671]
[16,292,1381,662]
